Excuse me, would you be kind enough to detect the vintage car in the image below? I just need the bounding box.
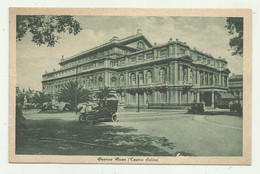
[187,103,205,114]
[230,99,243,114]
[78,97,119,124]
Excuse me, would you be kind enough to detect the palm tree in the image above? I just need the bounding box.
[34,92,52,108]
[16,92,26,107]
[58,81,92,111]
[95,86,115,101]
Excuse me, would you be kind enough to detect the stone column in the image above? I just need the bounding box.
[144,92,147,105]
[226,76,229,88]
[126,71,129,87]
[187,91,190,104]
[169,65,172,84]
[197,92,200,102]
[187,67,191,83]
[170,90,174,103]
[153,49,158,59]
[173,44,178,58]
[143,70,146,85]
[174,62,178,84]
[127,93,130,104]
[179,90,182,104]
[211,91,215,108]
[169,45,173,56]
[207,73,210,85]
[179,65,183,82]
[175,90,178,104]
[105,71,109,86]
[213,74,215,85]
[166,65,170,83]
[222,75,224,87]
[167,90,170,103]
[219,74,222,86]
[203,71,205,85]
[154,91,158,103]
[136,93,138,105]
[197,71,200,85]
[153,66,157,83]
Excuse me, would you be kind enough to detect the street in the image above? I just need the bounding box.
[21,109,243,156]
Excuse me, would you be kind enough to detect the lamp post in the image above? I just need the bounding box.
[137,73,140,112]
[75,67,78,114]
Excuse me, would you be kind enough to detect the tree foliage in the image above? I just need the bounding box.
[34,92,52,106]
[95,86,115,101]
[16,15,82,47]
[225,17,243,57]
[16,87,34,106]
[58,81,92,110]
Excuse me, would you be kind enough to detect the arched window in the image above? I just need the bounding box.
[160,68,166,83]
[215,75,218,85]
[205,73,208,85]
[146,71,152,84]
[86,77,91,88]
[192,70,196,83]
[119,74,124,87]
[130,73,136,85]
[200,72,204,85]
[111,76,117,87]
[138,72,144,85]
[98,76,103,87]
[183,68,188,82]
[209,74,213,85]
[82,79,86,89]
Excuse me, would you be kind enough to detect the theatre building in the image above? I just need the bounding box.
[42,29,230,109]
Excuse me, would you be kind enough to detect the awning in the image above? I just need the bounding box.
[218,92,235,100]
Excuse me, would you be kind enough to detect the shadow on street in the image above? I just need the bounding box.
[16,119,177,156]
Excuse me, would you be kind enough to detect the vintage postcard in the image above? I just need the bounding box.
[9,8,252,164]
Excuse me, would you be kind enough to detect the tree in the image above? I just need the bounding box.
[33,92,52,108]
[58,81,92,111]
[95,86,115,101]
[16,92,26,107]
[225,17,243,57]
[16,88,32,107]
[16,15,82,47]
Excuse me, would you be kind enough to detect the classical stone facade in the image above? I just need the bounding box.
[229,74,243,100]
[42,29,230,108]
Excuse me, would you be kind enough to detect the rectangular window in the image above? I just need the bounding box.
[99,61,104,67]
[131,57,136,63]
[160,49,168,57]
[146,53,153,59]
[180,48,185,55]
[138,55,144,60]
[110,61,117,67]
[120,59,125,65]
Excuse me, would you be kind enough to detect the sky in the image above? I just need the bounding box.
[16,16,243,91]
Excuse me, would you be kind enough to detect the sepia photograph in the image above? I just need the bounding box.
[9,8,252,164]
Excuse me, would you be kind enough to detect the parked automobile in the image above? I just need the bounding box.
[187,103,205,114]
[78,97,119,124]
[230,99,243,114]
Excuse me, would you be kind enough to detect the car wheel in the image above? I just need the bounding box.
[79,114,86,122]
[111,114,118,122]
[86,115,94,124]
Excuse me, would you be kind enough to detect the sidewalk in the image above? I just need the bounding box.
[117,108,187,115]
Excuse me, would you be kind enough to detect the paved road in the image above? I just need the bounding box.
[23,109,243,156]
